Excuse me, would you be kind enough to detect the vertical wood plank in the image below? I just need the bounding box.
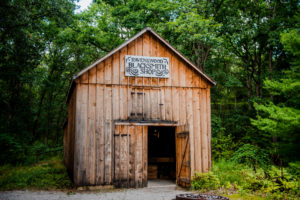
[144,89,150,119]
[157,40,166,120]
[150,35,158,87]
[112,51,120,85]
[179,88,186,125]
[186,88,194,176]
[160,88,165,120]
[175,126,181,180]
[120,46,128,85]
[193,89,202,173]
[111,87,118,182]
[179,60,186,88]
[128,125,136,187]
[172,88,179,122]
[207,88,212,169]
[165,47,172,87]
[74,84,88,185]
[127,40,136,86]
[120,125,129,187]
[135,126,143,187]
[96,85,105,184]
[87,81,96,184]
[142,33,151,86]
[112,87,119,120]
[80,73,89,84]
[105,57,112,84]
[200,89,208,172]
[120,87,128,120]
[71,90,76,176]
[96,63,104,84]
[164,88,172,121]
[89,68,97,83]
[172,53,179,86]
[136,36,144,86]
[104,86,112,184]
[114,125,120,185]
[186,67,193,87]
[135,89,143,119]
[142,126,148,187]
[150,89,159,119]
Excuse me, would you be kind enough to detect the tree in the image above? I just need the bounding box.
[0,0,75,163]
[252,28,300,162]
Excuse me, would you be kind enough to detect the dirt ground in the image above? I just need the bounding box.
[0,180,190,200]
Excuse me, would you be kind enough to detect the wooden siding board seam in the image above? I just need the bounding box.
[103,60,106,183]
[142,36,145,120]
[207,88,212,169]
[186,88,194,178]
[94,66,97,184]
[86,79,90,184]
[111,95,114,183]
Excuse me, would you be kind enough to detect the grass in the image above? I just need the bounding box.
[0,156,73,190]
[191,159,300,200]
[1,156,299,200]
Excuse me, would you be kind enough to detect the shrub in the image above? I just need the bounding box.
[288,162,300,178]
[191,160,300,199]
[212,133,237,160]
[191,171,220,191]
[231,144,270,172]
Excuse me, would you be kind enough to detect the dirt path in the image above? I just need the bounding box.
[0,180,190,200]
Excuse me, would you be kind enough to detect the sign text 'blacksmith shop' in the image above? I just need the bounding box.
[125,55,169,78]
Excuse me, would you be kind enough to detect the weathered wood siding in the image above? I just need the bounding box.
[114,125,147,188]
[68,31,212,186]
[64,88,76,177]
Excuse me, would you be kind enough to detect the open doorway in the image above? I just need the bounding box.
[148,126,176,180]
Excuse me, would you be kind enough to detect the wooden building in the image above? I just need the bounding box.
[63,27,216,188]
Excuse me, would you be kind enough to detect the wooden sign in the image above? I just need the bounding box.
[125,55,169,78]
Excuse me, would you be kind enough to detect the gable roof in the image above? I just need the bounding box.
[67,27,216,102]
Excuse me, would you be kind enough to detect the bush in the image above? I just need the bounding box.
[288,162,300,178]
[191,171,220,191]
[212,133,237,160]
[191,160,300,199]
[231,144,270,172]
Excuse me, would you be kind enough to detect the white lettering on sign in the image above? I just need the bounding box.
[125,55,169,78]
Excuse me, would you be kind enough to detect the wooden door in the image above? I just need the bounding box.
[176,125,191,187]
[114,125,147,188]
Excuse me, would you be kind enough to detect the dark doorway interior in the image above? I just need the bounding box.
[148,126,176,180]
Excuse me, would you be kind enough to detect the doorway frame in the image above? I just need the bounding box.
[147,125,177,181]
[113,121,191,188]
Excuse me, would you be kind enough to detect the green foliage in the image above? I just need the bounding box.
[252,26,300,162]
[212,133,237,160]
[0,133,26,164]
[0,0,298,192]
[191,171,220,191]
[287,162,300,178]
[192,160,300,199]
[231,144,270,172]
[0,157,72,190]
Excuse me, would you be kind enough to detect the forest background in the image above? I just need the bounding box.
[0,0,299,198]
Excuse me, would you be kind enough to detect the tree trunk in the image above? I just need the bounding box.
[247,75,252,110]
